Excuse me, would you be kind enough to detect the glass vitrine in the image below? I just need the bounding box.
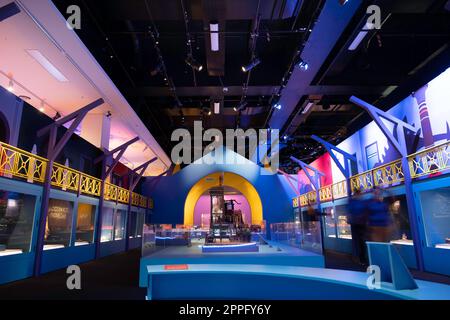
[114,209,126,240]
[100,206,114,242]
[322,207,336,238]
[44,198,74,249]
[0,190,37,256]
[335,205,352,239]
[75,203,96,245]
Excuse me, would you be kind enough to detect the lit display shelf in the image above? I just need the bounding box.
[74,241,90,246]
[390,239,414,246]
[435,243,450,250]
[43,244,65,251]
[0,249,23,257]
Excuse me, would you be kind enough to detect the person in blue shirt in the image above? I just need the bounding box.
[367,188,393,242]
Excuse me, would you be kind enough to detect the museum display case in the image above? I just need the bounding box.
[44,198,74,249]
[335,205,352,240]
[75,203,96,245]
[100,206,114,242]
[322,207,336,238]
[114,209,127,240]
[0,190,37,256]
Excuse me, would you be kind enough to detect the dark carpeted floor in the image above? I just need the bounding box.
[0,248,448,300]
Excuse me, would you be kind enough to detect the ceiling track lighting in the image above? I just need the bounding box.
[273,103,282,110]
[241,57,261,72]
[185,55,203,72]
[339,0,349,5]
[297,59,309,71]
[233,101,248,112]
[39,100,45,112]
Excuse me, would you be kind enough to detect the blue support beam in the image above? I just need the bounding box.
[311,134,356,196]
[350,96,425,271]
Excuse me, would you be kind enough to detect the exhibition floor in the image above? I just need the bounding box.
[0,249,448,300]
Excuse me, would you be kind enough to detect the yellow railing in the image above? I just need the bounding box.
[408,140,450,178]
[332,180,347,199]
[373,159,404,187]
[319,185,332,202]
[306,190,317,204]
[350,169,374,194]
[131,192,140,206]
[0,142,47,183]
[299,194,308,206]
[295,141,450,207]
[117,186,130,204]
[51,163,80,192]
[0,141,151,207]
[139,195,147,208]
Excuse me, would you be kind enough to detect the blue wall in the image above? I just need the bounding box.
[142,148,294,228]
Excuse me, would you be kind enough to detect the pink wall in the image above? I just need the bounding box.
[193,195,252,227]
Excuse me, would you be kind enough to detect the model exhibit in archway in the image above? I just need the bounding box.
[0,0,449,311]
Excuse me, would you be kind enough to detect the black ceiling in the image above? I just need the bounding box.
[53,0,450,173]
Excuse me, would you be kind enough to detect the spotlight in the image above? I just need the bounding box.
[207,109,212,116]
[210,21,219,52]
[241,57,261,72]
[273,103,282,110]
[185,55,203,71]
[339,0,349,5]
[39,100,45,112]
[234,101,248,112]
[106,111,112,118]
[7,79,14,92]
[298,59,309,71]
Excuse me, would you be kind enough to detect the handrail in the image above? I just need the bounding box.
[0,141,150,207]
[296,140,450,206]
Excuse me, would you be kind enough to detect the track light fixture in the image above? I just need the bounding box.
[339,0,349,5]
[241,57,261,72]
[233,101,248,112]
[297,59,309,71]
[185,55,203,72]
[273,103,282,110]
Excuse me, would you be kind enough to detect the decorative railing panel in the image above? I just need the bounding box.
[350,170,374,194]
[0,142,47,183]
[373,159,404,187]
[408,141,450,178]
[51,163,80,192]
[332,180,348,199]
[80,174,102,197]
[319,185,332,202]
[139,195,147,208]
[131,192,140,206]
[104,182,118,201]
[117,186,130,204]
[299,194,308,206]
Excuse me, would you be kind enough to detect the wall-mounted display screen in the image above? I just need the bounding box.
[0,190,37,256]
[75,203,96,245]
[44,199,74,249]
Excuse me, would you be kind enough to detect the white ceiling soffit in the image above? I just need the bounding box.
[0,0,171,175]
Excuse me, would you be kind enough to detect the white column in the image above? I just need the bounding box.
[80,113,111,150]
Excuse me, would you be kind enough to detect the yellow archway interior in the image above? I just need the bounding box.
[184,172,263,226]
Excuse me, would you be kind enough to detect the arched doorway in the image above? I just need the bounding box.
[184,172,263,226]
[193,186,252,228]
[0,111,10,143]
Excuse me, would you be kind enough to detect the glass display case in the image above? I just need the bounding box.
[114,209,126,240]
[335,205,352,239]
[0,190,37,256]
[388,195,414,246]
[322,207,336,238]
[75,203,96,245]
[270,222,322,254]
[419,187,450,250]
[128,211,137,238]
[100,206,114,242]
[44,198,74,250]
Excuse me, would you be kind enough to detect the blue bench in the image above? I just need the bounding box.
[145,264,450,300]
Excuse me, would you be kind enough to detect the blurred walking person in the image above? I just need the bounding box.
[367,188,393,242]
[348,188,368,265]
